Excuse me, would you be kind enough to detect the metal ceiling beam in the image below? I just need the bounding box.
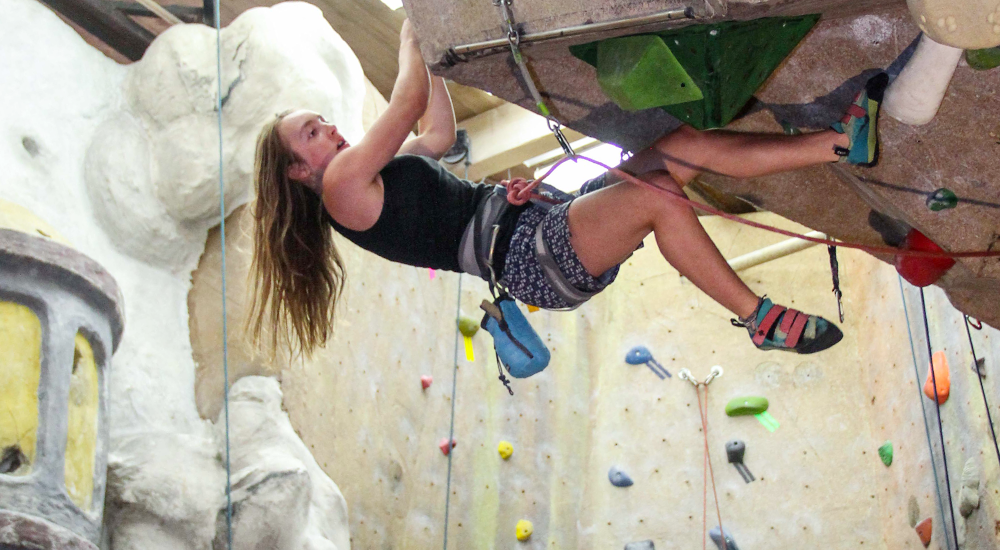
[37,0,155,61]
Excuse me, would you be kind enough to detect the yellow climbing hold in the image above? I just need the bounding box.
[515,519,533,541]
[498,440,513,460]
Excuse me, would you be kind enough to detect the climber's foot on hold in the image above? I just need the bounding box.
[832,72,889,168]
[732,296,843,354]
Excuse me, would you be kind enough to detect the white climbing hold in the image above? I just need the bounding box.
[883,33,964,126]
[959,458,981,517]
[905,0,1000,48]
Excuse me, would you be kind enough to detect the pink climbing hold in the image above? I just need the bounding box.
[439,437,456,456]
[894,229,955,287]
[421,375,433,390]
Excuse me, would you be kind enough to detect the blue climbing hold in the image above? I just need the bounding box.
[608,465,634,487]
[624,346,671,379]
[709,526,740,550]
[625,346,653,365]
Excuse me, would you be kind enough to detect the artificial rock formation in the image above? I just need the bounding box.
[2,1,364,548]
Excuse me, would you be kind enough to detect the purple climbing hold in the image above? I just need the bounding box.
[608,465,634,487]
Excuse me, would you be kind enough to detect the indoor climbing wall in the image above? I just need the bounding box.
[406,0,1000,331]
[195,198,998,548]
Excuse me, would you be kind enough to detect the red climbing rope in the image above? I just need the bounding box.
[679,368,727,550]
[696,384,727,550]
[522,155,1000,260]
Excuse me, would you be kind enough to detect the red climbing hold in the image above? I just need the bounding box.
[439,437,456,456]
[915,517,932,547]
[894,229,955,287]
[421,375,433,390]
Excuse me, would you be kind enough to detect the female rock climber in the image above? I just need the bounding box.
[247,19,888,358]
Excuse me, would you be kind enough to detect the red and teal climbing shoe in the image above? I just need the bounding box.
[832,72,889,168]
[732,297,843,354]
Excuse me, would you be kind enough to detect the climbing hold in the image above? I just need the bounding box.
[915,517,932,547]
[595,35,703,111]
[725,396,769,416]
[971,357,986,378]
[498,440,513,460]
[725,440,755,483]
[878,441,893,466]
[574,15,821,129]
[926,188,958,211]
[458,316,479,337]
[438,437,456,456]
[709,526,740,550]
[624,345,670,379]
[624,541,655,550]
[608,465,634,487]
[965,46,1000,70]
[515,519,533,541]
[959,458,981,518]
[894,229,955,287]
[908,496,920,528]
[421,375,433,390]
[923,351,951,404]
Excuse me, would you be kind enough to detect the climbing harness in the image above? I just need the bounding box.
[677,366,728,550]
[916,288,960,550]
[492,0,575,159]
[964,315,1000,474]
[828,245,844,322]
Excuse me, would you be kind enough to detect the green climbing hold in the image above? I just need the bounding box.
[596,35,703,111]
[571,15,821,129]
[878,441,893,466]
[458,316,480,337]
[926,188,958,211]
[725,396,769,416]
[965,47,1000,71]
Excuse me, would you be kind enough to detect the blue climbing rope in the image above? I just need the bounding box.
[442,272,463,550]
[918,288,960,550]
[964,316,1000,472]
[212,2,234,549]
[898,277,951,550]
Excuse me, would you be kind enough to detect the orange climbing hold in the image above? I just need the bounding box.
[923,351,950,404]
[915,517,932,547]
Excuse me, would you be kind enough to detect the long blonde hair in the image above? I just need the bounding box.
[247,112,346,358]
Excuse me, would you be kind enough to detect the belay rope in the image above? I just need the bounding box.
[964,316,1000,473]
[678,367,728,550]
[212,0,234,548]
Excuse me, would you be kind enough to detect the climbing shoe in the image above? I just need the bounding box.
[732,296,843,354]
[831,72,889,167]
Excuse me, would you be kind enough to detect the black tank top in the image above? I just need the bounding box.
[328,155,523,274]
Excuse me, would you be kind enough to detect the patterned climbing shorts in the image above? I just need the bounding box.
[498,174,621,310]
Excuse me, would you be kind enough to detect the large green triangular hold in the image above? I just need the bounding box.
[570,15,820,129]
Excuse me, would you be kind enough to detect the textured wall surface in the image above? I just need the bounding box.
[414,1,1000,331]
[194,199,999,548]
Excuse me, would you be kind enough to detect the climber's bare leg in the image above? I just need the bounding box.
[618,125,849,185]
[566,170,759,319]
